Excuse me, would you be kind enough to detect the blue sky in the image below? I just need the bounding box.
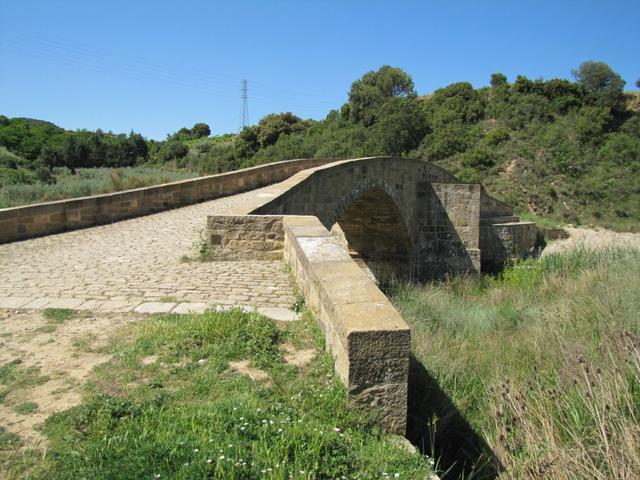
[1,0,638,140]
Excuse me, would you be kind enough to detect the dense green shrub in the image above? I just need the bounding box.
[598,133,640,165]
[461,145,497,169]
[483,127,510,146]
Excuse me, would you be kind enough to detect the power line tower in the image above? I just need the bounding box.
[240,79,249,131]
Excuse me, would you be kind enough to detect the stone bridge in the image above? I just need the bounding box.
[205,157,536,434]
[0,157,537,436]
[208,157,537,280]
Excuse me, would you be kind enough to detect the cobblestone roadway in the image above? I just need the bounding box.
[0,186,295,313]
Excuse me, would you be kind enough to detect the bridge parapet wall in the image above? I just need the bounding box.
[283,215,410,435]
[0,158,336,244]
[480,187,514,219]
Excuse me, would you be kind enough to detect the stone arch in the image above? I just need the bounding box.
[330,179,414,282]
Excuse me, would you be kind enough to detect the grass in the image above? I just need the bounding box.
[516,210,565,230]
[0,427,20,449]
[197,228,212,261]
[181,229,213,262]
[43,308,74,323]
[0,308,436,479]
[0,166,198,208]
[290,292,306,314]
[389,247,640,479]
[14,401,38,415]
[158,296,179,303]
[35,308,75,333]
[0,360,49,396]
[0,359,49,418]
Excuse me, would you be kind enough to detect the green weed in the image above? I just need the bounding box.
[14,402,38,415]
[196,229,212,261]
[0,360,49,392]
[0,427,20,449]
[290,291,306,314]
[159,296,178,303]
[43,308,74,324]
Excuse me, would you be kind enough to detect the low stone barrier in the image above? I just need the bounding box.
[480,219,539,271]
[206,215,284,260]
[205,214,411,435]
[283,216,410,435]
[0,158,336,244]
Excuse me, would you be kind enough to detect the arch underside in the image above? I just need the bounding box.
[331,188,413,283]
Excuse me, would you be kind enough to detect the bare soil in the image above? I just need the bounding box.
[542,226,640,256]
[0,309,138,446]
[0,309,316,447]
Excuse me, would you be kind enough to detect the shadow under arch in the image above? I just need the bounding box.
[328,181,414,284]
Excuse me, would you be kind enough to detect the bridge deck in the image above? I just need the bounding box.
[0,186,294,313]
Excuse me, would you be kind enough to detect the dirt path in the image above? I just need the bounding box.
[0,309,138,446]
[0,307,311,447]
[542,226,640,256]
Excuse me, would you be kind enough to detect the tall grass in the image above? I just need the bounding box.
[0,167,197,208]
[390,247,640,478]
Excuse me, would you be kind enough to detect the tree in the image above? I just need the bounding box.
[256,112,307,147]
[235,125,260,159]
[572,61,626,110]
[61,134,89,173]
[191,122,211,138]
[348,66,415,126]
[157,140,188,163]
[127,132,149,161]
[425,82,485,126]
[373,97,428,155]
[512,75,537,95]
[490,73,508,88]
[542,79,584,113]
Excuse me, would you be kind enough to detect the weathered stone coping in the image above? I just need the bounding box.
[283,215,410,435]
[205,213,411,435]
[0,157,338,244]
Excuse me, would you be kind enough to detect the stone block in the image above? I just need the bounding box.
[0,296,33,308]
[0,219,17,236]
[295,236,351,263]
[348,356,409,385]
[134,302,177,314]
[257,306,300,322]
[42,297,85,309]
[23,297,54,309]
[348,382,408,436]
[346,325,411,361]
[313,262,390,314]
[172,302,211,314]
